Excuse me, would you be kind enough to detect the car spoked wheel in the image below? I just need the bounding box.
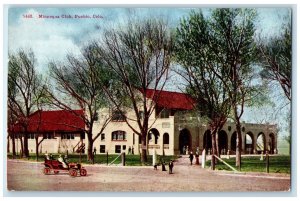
[69,168,77,177]
[43,167,51,175]
[80,169,87,176]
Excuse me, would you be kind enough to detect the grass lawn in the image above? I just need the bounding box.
[206,155,291,174]
[7,153,178,166]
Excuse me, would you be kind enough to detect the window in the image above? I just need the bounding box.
[163,133,169,144]
[160,109,170,118]
[112,110,126,121]
[43,133,54,139]
[133,133,135,145]
[29,133,35,139]
[112,131,126,141]
[61,133,74,139]
[123,145,126,150]
[115,145,121,153]
[100,145,106,153]
[155,106,170,118]
[101,133,105,141]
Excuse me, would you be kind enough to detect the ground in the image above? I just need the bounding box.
[6,155,290,192]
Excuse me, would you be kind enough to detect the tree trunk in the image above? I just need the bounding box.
[23,133,29,157]
[216,131,220,157]
[20,136,24,157]
[87,133,94,162]
[211,129,217,170]
[235,121,242,170]
[12,134,16,159]
[35,137,39,161]
[141,133,148,164]
[7,135,10,154]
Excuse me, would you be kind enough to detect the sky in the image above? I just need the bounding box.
[7,6,292,153]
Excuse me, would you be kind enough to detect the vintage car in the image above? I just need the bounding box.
[42,158,87,177]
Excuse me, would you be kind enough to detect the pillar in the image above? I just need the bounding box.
[253,134,257,154]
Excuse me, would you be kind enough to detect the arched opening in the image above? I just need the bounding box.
[218,130,228,155]
[163,133,169,145]
[231,132,237,153]
[268,133,275,154]
[179,128,192,154]
[203,130,212,154]
[163,133,169,150]
[148,128,160,145]
[257,132,266,154]
[245,132,254,154]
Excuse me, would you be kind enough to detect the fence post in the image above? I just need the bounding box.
[266,151,269,173]
[106,152,108,165]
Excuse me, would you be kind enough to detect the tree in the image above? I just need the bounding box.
[175,9,259,170]
[209,8,259,169]
[8,49,45,158]
[48,45,113,162]
[175,10,231,169]
[94,18,174,163]
[258,17,291,101]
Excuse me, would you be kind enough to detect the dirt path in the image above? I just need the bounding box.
[6,159,291,192]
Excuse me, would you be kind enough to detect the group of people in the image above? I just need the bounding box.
[45,153,69,168]
[127,146,134,155]
[154,160,174,174]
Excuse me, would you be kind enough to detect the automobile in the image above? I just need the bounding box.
[42,157,87,177]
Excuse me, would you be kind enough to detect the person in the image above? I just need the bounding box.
[162,161,167,171]
[169,160,174,174]
[44,153,50,160]
[93,147,96,155]
[189,151,194,165]
[182,146,186,155]
[195,150,199,165]
[186,146,189,155]
[58,154,68,168]
[132,147,134,155]
[128,146,131,155]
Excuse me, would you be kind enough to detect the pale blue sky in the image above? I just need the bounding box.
[7,7,292,152]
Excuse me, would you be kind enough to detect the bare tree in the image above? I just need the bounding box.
[8,49,45,158]
[94,18,174,163]
[258,16,291,101]
[48,45,113,162]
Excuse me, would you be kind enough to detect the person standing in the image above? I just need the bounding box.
[169,160,174,174]
[128,146,131,155]
[189,151,194,165]
[182,146,186,155]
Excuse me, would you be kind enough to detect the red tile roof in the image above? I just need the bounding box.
[144,89,196,110]
[10,110,85,133]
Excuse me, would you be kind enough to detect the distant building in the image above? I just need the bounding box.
[8,90,278,155]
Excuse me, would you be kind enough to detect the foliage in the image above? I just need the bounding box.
[206,155,290,174]
[7,153,178,166]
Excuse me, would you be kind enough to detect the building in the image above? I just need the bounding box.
[8,90,278,156]
[8,110,85,154]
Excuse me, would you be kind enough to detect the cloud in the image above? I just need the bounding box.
[8,8,83,73]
